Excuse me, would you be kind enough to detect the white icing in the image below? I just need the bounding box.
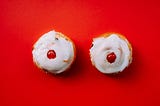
[90,34,132,74]
[32,30,75,74]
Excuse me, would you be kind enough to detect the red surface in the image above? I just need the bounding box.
[1,0,160,106]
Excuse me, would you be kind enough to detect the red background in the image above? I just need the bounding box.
[1,0,160,106]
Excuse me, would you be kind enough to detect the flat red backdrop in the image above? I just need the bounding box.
[1,0,160,106]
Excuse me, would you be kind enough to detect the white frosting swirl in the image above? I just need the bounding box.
[32,30,75,74]
[90,34,132,74]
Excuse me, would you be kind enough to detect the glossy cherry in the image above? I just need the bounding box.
[106,52,116,63]
[47,50,56,59]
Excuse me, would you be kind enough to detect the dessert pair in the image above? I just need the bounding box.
[32,30,132,74]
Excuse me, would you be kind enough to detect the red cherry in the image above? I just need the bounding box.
[106,52,116,63]
[47,50,56,59]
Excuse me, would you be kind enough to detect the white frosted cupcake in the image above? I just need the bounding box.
[32,30,76,74]
[89,33,132,74]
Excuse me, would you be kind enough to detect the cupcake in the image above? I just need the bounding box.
[32,30,76,74]
[89,33,132,74]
